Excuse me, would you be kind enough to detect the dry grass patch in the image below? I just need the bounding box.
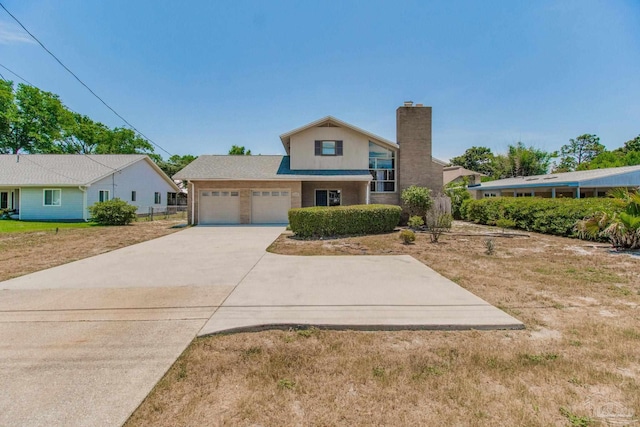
[127,221,640,427]
[0,219,185,282]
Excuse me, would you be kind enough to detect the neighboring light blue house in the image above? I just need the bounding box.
[470,165,640,199]
[0,154,181,221]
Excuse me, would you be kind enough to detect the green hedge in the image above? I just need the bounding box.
[288,204,401,238]
[464,197,625,237]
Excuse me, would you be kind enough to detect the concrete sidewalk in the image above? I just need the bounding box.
[200,253,523,335]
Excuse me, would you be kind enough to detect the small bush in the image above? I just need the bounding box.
[425,208,453,243]
[445,184,472,219]
[484,238,495,255]
[401,186,433,217]
[465,197,624,237]
[399,229,416,244]
[407,215,424,229]
[88,198,137,225]
[288,204,401,238]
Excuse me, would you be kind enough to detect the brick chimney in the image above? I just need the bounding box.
[397,103,442,195]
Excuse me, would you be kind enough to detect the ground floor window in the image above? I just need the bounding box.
[0,192,7,209]
[315,189,341,206]
[131,191,137,202]
[167,192,177,206]
[154,192,161,204]
[43,189,61,206]
[99,190,110,202]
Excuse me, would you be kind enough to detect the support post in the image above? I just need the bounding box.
[551,188,556,198]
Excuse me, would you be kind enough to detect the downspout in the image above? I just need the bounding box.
[190,181,195,225]
[79,186,88,221]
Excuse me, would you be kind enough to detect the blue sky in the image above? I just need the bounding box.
[1,0,638,161]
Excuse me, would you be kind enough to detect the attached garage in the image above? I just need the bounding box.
[199,190,240,224]
[251,190,291,224]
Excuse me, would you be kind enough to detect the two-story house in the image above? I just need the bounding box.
[174,102,443,225]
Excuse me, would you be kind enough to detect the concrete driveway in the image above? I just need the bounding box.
[0,226,522,427]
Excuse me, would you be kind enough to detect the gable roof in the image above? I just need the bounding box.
[0,154,179,190]
[279,116,399,154]
[173,155,372,182]
[443,165,486,185]
[473,165,640,190]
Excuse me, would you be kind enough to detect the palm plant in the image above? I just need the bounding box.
[575,188,640,250]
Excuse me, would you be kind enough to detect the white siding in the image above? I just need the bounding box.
[290,126,370,170]
[20,187,84,221]
[87,159,176,214]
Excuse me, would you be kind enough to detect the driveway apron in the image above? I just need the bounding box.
[0,226,283,427]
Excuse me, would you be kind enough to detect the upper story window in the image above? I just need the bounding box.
[315,140,343,156]
[369,141,396,192]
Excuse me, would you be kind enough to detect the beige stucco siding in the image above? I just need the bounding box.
[301,181,367,207]
[189,180,301,225]
[290,126,370,170]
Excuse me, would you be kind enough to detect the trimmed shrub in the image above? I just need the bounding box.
[401,186,433,217]
[464,197,624,237]
[399,229,416,244]
[88,198,137,225]
[288,204,401,238]
[407,215,425,229]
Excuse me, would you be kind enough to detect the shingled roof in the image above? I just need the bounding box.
[173,155,372,181]
[0,154,177,188]
[472,165,640,190]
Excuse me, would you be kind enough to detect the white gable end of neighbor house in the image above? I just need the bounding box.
[88,158,178,213]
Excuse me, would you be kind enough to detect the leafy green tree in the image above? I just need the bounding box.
[154,154,198,177]
[445,179,472,220]
[95,127,154,154]
[492,142,553,178]
[228,145,251,155]
[0,80,14,152]
[59,113,110,154]
[0,83,67,154]
[449,146,495,176]
[578,150,640,170]
[618,135,640,154]
[555,134,605,172]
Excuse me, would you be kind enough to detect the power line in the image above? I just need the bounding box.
[0,2,173,157]
[0,63,34,86]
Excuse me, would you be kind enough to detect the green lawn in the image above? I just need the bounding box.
[0,220,94,233]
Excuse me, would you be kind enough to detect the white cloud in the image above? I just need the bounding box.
[0,21,35,45]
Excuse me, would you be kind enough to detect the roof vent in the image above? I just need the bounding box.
[415,103,423,107]
[403,101,413,107]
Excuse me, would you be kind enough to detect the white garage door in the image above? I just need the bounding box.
[251,190,291,224]
[199,190,240,224]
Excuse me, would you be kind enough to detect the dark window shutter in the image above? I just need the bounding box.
[315,141,322,156]
[336,141,343,156]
